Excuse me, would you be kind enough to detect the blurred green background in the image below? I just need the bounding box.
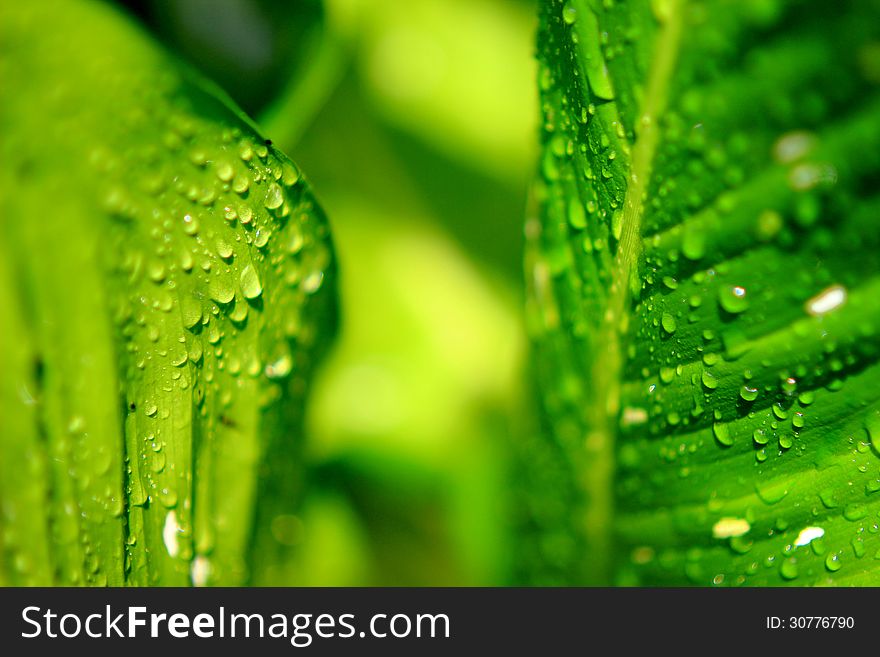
[118,0,539,585]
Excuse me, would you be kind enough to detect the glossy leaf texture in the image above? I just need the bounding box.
[527,0,880,585]
[0,0,336,585]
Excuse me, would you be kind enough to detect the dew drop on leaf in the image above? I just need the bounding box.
[740,385,758,401]
[215,160,234,182]
[209,275,235,305]
[682,229,705,261]
[67,415,86,434]
[825,552,842,572]
[779,558,798,581]
[265,183,284,210]
[239,265,262,300]
[798,391,815,405]
[752,428,768,445]
[701,370,719,390]
[806,284,847,316]
[182,213,199,235]
[755,479,789,505]
[264,351,292,380]
[567,198,587,229]
[718,285,749,314]
[215,237,234,260]
[713,422,732,446]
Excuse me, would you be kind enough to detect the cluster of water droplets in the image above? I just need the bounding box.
[530,0,880,586]
[86,94,334,583]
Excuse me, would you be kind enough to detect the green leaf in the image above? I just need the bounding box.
[0,0,335,585]
[527,0,880,585]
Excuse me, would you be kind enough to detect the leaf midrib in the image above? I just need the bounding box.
[582,0,685,583]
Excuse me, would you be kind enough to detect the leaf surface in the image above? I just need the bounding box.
[0,0,335,585]
[528,0,880,585]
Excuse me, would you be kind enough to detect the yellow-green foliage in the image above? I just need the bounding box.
[0,0,336,585]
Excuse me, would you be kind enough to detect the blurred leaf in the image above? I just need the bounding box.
[257,490,372,586]
[287,33,532,579]
[258,17,349,151]
[303,192,521,584]
[0,0,335,585]
[528,0,880,585]
[326,0,538,182]
[130,0,326,116]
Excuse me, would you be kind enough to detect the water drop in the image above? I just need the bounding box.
[806,284,847,316]
[148,261,167,283]
[216,161,235,182]
[755,479,789,504]
[621,407,648,427]
[229,297,249,322]
[567,198,587,229]
[850,535,866,559]
[713,422,733,446]
[682,229,705,260]
[740,385,758,401]
[818,488,838,508]
[843,504,867,521]
[265,351,292,379]
[216,237,234,260]
[755,209,783,241]
[182,213,199,235]
[718,285,749,314]
[611,210,623,240]
[712,517,750,539]
[181,295,202,329]
[825,552,842,572]
[302,270,324,294]
[265,183,284,210]
[772,131,815,164]
[254,228,271,248]
[209,275,235,304]
[779,558,799,581]
[68,415,86,434]
[240,264,263,299]
[163,510,181,558]
[188,555,211,587]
